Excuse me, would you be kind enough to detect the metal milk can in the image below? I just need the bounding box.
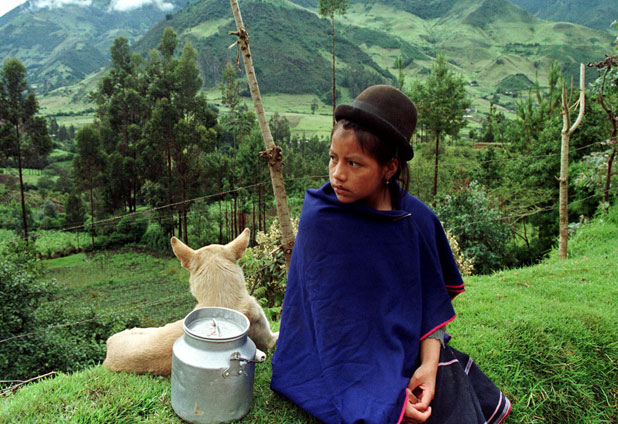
[171,306,264,424]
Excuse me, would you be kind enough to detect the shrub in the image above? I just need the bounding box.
[0,242,56,380]
[444,227,474,277]
[42,200,58,219]
[435,181,511,274]
[140,222,169,252]
[0,241,142,381]
[114,214,149,243]
[240,217,298,319]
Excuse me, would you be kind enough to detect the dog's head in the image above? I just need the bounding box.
[171,228,250,302]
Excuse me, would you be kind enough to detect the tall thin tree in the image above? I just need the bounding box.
[0,58,52,241]
[408,53,470,198]
[588,55,618,206]
[319,0,349,124]
[73,124,106,251]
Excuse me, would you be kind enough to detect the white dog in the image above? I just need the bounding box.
[103,228,278,376]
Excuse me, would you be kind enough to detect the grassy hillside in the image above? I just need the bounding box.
[508,0,618,32]
[133,0,391,97]
[1,204,616,423]
[345,0,612,94]
[31,0,614,121]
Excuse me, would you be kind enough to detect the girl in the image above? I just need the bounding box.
[271,85,510,424]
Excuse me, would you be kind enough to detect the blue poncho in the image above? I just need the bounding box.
[271,183,465,423]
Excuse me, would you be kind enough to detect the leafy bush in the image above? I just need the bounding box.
[435,180,511,274]
[0,241,141,381]
[140,222,169,252]
[42,200,58,219]
[0,242,56,380]
[443,227,474,277]
[114,214,148,244]
[240,217,298,319]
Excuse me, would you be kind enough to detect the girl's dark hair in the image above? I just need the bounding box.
[333,119,410,207]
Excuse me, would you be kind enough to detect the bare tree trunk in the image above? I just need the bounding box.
[16,127,29,242]
[558,63,586,260]
[90,177,95,251]
[331,16,336,125]
[432,131,440,199]
[218,195,223,244]
[604,149,616,204]
[229,0,295,270]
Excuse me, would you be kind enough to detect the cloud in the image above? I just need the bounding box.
[29,0,175,12]
[109,0,175,12]
[31,0,92,8]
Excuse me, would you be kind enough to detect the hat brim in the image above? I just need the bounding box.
[335,103,414,161]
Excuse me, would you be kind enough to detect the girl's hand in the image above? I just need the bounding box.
[403,363,437,422]
[403,338,440,423]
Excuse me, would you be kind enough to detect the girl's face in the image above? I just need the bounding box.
[329,126,397,211]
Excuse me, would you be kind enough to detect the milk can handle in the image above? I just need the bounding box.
[230,351,266,364]
[222,351,265,378]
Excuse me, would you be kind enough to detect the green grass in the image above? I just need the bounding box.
[41,249,194,327]
[1,206,617,423]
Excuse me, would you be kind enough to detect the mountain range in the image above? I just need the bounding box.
[0,0,190,92]
[0,0,615,110]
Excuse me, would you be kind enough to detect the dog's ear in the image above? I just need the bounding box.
[226,228,250,261]
[171,236,195,270]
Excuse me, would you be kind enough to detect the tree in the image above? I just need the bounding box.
[311,98,319,114]
[73,124,106,250]
[588,54,618,206]
[64,191,86,231]
[171,42,217,243]
[435,181,511,275]
[319,0,349,124]
[220,61,241,112]
[92,37,148,213]
[408,53,470,198]
[0,58,52,240]
[394,56,406,90]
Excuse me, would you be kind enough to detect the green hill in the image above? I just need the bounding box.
[0,0,187,93]
[3,0,611,115]
[132,0,392,97]
[128,0,613,100]
[507,0,618,32]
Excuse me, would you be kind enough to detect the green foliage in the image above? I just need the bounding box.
[0,57,52,239]
[240,217,299,311]
[435,181,511,274]
[140,222,169,252]
[0,242,133,381]
[408,53,471,196]
[64,191,86,229]
[114,214,149,244]
[33,230,85,258]
[496,73,534,92]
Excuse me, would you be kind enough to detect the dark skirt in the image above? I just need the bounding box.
[426,345,511,424]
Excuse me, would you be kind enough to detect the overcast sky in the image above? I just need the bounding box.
[0,0,175,17]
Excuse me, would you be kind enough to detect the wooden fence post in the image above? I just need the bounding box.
[229,0,295,270]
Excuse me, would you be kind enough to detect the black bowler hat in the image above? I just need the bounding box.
[334,85,417,161]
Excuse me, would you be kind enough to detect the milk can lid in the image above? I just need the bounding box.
[183,307,250,342]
